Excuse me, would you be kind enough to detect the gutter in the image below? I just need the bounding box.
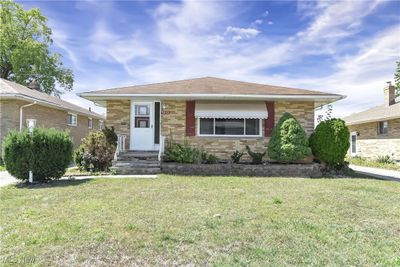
[78,93,345,100]
[20,102,37,131]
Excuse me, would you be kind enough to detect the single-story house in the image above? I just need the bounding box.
[343,83,400,161]
[80,77,344,160]
[0,78,104,152]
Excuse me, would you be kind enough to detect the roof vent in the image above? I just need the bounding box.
[28,79,40,91]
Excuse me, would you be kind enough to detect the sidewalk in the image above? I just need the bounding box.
[350,164,400,182]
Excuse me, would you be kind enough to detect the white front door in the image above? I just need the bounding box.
[350,132,357,156]
[131,101,154,150]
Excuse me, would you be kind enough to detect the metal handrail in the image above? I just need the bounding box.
[158,135,166,162]
[114,134,126,161]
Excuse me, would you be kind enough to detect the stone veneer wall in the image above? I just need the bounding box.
[161,100,315,159]
[161,162,322,177]
[348,118,400,160]
[0,99,100,151]
[106,100,131,148]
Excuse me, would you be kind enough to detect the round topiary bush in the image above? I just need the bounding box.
[268,112,312,162]
[2,128,73,181]
[309,118,350,166]
[75,130,116,172]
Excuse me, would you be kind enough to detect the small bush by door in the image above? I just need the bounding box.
[2,128,73,181]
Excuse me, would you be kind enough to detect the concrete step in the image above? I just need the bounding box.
[112,161,160,168]
[110,166,160,175]
[117,153,158,161]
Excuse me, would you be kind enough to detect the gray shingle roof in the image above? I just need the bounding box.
[0,78,104,119]
[81,76,342,97]
[343,102,400,125]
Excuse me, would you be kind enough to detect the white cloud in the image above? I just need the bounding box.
[253,19,263,25]
[41,0,397,119]
[263,10,269,17]
[225,26,261,41]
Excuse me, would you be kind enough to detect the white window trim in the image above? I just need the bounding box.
[197,118,263,137]
[88,117,93,129]
[67,113,77,126]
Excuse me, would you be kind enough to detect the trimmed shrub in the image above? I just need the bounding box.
[75,131,116,172]
[309,118,350,166]
[2,128,73,181]
[246,145,266,164]
[230,150,244,163]
[268,112,311,162]
[165,141,202,163]
[102,126,117,147]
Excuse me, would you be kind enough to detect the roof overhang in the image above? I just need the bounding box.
[79,93,346,108]
[0,93,104,120]
[345,115,400,125]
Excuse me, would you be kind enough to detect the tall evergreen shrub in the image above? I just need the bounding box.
[2,128,73,181]
[309,118,350,166]
[268,112,311,162]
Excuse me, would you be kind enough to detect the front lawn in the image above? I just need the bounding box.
[1,175,399,266]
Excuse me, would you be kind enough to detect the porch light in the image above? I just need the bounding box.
[162,103,168,111]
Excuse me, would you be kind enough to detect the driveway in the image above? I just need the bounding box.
[350,164,400,182]
[0,171,18,187]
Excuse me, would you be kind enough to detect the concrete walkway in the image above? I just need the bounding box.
[0,171,18,187]
[350,164,400,182]
[0,171,157,187]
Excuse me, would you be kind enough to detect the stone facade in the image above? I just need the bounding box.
[0,99,101,152]
[161,100,314,159]
[161,162,322,178]
[348,118,400,160]
[106,99,315,159]
[106,100,131,148]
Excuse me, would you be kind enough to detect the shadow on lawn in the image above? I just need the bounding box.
[14,178,92,189]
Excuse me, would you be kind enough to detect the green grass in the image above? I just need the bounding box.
[348,156,400,171]
[1,175,400,266]
[0,165,5,171]
[64,166,115,177]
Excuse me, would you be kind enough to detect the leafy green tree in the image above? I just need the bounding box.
[0,0,73,95]
[395,61,400,96]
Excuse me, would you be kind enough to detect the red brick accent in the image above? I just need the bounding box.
[265,101,275,137]
[185,101,196,136]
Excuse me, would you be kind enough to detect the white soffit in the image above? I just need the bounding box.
[195,101,268,119]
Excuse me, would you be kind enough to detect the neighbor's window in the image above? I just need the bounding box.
[378,121,388,135]
[199,118,261,136]
[88,118,93,129]
[67,113,77,126]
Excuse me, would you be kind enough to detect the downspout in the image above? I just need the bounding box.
[19,102,37,131]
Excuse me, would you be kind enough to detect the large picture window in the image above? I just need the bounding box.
[198,118,261,136]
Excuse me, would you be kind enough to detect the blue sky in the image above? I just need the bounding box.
[18,0,400,117]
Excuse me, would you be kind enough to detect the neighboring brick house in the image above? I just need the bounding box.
[0,78,104,153]
[80,77,344,159]
[343,83,400,161]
